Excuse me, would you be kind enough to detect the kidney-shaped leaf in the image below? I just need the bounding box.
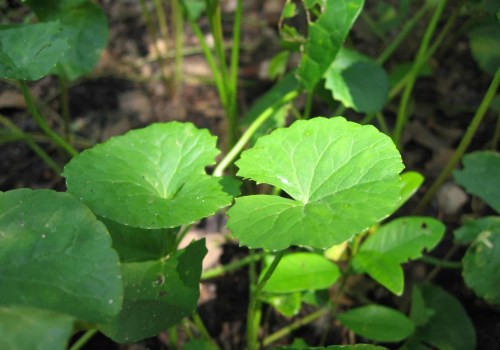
[360,217,445,263]
[462,231,500,305]
[453,151,500,213]
[0,22,69,80]
[338,304,414,342]
[64,122,238,228]
[227,117,404,250]
[324,48,389,113]
[297,0,364,91]
[0,189,122,323]
[262,253,340,293]
[0,307,74,350]
[98,239,206,343]
[25,0,108,80]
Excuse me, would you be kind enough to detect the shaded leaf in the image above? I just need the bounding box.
[352,251,404,295]
[0,307,73,350]
[0,189,122,323]
[409,286,434,327]
[462,231,500,305]
[183,338,219,350]
[338,305,414,342]
[260,292,302,317]
[98,239,206,343]
[272,345,388,350]
[227,117,404,250]
[324,48,389,113]
[0,22,69,80]
[454,151,500,213]
[297,0,364,91]
[454,216,500,244]
[64,122,238,228]
[262,253,340,293]
[468,21,500,75]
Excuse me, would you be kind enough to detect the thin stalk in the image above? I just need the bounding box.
[58,76,70,140]
[375,112,389,134]
[424,245,461,283]
[247,251,285,350]
[183,3,228,107]
[182,318,194,340]
[153,0,170,57]
[192,312,217,346]
[360,11,386,42]
[201,251,265,280]
[213,90,299,176]
[262,307,331,347]
[175,224,192,247]
[139,0,170,92]
[0,115,61,174]
[493,114,500,150]
[172,0,184,97]
[302,90,313,119]
[376,3,430,65]
[69,329,97,350]
[420,255,462,269]
[167,326,178,349]
[414,67,500,214]
[19,81,77,157]
[206,0,229,88]
[393,0,448,147]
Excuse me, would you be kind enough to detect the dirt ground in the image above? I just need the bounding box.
[1,0,499,349]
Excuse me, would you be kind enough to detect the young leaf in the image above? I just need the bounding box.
[454,216,500,244]
[0,22,69,80]
[228,117,404,250]
[360,217,445,263]
[297,0,364,91]
[262,253,340,293]
[324,48,389,113]
[462,231,500,305]
[410,284,476,350]
[352,251,404,295]
[25,0,108,80]
[0,189,122,323]
[338,304,414,342]
[397,171,424,210]
[260,292,302,317]
[0,307,73,350]
[98,239,206,343]
[64,122,239,229]
[453,151,500,213]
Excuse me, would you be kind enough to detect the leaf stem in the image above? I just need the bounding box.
[201,251,265,280]
[213,90,298,176]
[192,312,219,346]
[247,250,285,350]
[69,329,97,350]
[58,76,71,140]
[19,81,77,157]
[414,67,500,214]
[420,255,462,269]
[393,0,448,147]
[302,90,313,119]
[172,0,184,97]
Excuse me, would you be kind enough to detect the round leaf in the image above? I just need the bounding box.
[324,48,389,113]
[228,117,404,250]
[0,22,69,80]
[0,307,73,350]
[64,122,238,228]
[98,239,206,343]
[453,151,500,213]
[262,253,340,293]
[462,231,500,305]
[0,189,122,323]
[338,304,414,342]
[360,217,445,263]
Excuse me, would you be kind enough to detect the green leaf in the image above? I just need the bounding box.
[352,251,404,295]
[183,0,206,21]
[411,284,476,350]
[462,231,500,305]
[360,217,445,263]
[0,189,122,323]
[98,239,206,343]
[453,151,500,213]
[297,0,364,91]
[227,117,404,250]
[468,21,500,75]
[260,292,302,317]
[0,307,73,350]
[0,22,69,80]
[454,216,500,244]
[262,253,340,293]
[409,286,434,327]
[102,217,177,262]
[338,305,414,342]
[183,338,219,350]
[397,171,424,210]
[25,0,108,80]
[271,345,389,350]
[64,122,239,229]
[267,51,290,80]
[324,48,389,113]
[281,2,297,19]
[302,0,323,9]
